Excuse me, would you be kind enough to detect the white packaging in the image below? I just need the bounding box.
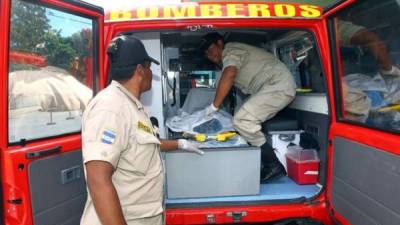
[267,130,303,171]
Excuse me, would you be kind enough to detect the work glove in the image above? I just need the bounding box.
[204,103,219,118]
[178,139,204,155]
[381,65,400,76]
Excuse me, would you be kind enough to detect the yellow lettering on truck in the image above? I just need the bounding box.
[248,4,271,17]
[200,4,223,17]
[227,4,246,17]
[137,6,159,19]
[299,5,322,18]
[274,4,296,17]
[110,10,132,21]
[164,5,196,18]
[105,3,323,22]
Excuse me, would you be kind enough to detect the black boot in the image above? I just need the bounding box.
[260,142,286,183]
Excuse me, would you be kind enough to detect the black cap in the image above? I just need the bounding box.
[107,35,159,79]
[199,32,223,52]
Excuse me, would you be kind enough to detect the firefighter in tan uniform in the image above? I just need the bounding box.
[336,20,400,118]
[200,33,296,182]
[80,35,203,225]
[337,20,400,75]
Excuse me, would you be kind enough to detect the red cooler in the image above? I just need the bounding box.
[286,147,320,185]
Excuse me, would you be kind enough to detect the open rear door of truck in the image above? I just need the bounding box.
[0,0,104,224]
[324,0,400,224]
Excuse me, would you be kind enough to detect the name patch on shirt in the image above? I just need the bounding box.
[101,129,117,144]
[138,121,151,134]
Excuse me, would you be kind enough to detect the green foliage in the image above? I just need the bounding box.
[9,0,91,70]
[10,0,50,53]
[42,31,77,70]
[71,31,90,57]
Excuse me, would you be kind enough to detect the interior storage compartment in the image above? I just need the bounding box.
[165,147,260,199]
[134,29,329,206]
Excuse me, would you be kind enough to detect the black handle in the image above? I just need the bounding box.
[26,146,61,159]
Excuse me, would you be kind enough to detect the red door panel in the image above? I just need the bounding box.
[0,0,104,224]
[325,0,400,224]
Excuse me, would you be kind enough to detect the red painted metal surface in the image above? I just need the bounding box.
[104,18,334,224]
[2,136,82,225]
[325,123,400,225]
[322,0,357,18]
[0,0,14,219]
[320,1,400,224]
[0,0,104,224]
[9,51,47,68]
[0,0,12,158]
[2,0,397,224]
[166,195,333,224]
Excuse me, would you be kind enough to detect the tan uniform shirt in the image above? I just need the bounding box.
[80,81,163,225]
[222,42,296,96]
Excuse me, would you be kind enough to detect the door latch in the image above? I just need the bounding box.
[227,211,247,223]
[7,198,22,205]
[206,214,215,224]
[61,165,81,184]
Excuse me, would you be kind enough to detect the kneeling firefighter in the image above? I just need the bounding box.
[200,32,296,182]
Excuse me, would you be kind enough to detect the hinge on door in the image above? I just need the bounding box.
[227,211,247,223]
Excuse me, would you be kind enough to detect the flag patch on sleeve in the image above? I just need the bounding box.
[101,129,117,144]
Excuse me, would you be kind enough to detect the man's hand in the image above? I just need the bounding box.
[204,103,219,118]
[381,65,400,76]
[178,139,204,155]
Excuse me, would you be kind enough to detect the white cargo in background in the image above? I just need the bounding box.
[164,147,261,199]
[136,33,166,138]
[267,130,302,171]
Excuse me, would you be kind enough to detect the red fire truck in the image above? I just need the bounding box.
[1,0,399,225]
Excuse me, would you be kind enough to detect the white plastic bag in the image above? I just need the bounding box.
[166,108,234,134]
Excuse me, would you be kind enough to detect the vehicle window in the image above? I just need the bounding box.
[276,31,326,94]
[332,0,400,132]
[8,0,95,143]
[179,71,217,107]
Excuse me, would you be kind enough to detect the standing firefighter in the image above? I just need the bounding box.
[200,32,296,182]
[80,35,203,225]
